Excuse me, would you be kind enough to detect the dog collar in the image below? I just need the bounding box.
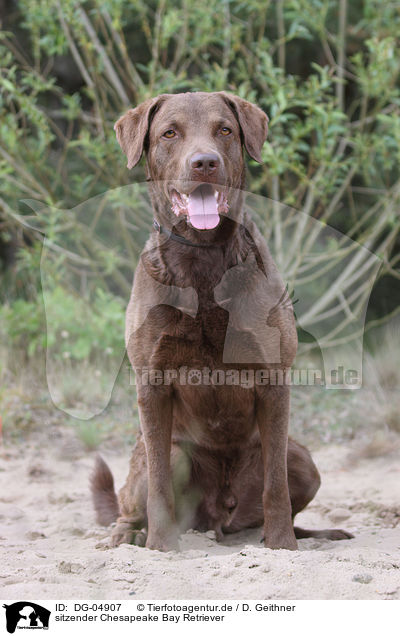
[153,219,222,248]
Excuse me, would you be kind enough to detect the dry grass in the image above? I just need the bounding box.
[359,320,400,434]
[290,319,400,453]
[339,319,400,461]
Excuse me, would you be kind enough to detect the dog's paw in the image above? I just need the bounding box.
[263,537,298,551]
[146,529,179,552]
[262,528,298,551]
[110,522,147,548]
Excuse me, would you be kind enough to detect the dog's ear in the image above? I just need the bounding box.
[114,95,168,169]
[220,93,269,163]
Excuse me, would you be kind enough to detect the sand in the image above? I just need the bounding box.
[0,425,399,600]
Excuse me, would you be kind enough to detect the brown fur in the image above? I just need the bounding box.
[92,92,353,550]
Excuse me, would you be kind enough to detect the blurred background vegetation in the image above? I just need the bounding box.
[0,0,399,449]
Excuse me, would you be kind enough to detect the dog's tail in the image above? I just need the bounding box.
[90,455,120,526]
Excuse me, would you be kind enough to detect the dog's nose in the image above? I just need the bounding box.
[190,152,220,176]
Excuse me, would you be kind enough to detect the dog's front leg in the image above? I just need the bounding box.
[138,384,179,552]
[256,384,298,550]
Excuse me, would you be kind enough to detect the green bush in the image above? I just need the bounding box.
[0,285,125,361]
[1,0,400,360]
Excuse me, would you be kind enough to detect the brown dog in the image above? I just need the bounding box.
[92,92,353,551]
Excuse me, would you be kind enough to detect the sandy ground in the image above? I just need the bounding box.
[0,425,399,601]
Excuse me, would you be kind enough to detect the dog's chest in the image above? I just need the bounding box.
[172,382,257,448]
[161,299,228,358]
[142,256,234,366]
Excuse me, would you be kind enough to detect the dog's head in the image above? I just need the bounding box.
[114,91,268,232]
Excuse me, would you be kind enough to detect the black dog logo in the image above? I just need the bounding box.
[2,602,50,633]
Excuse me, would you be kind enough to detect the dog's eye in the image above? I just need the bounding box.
[220,127,232,136]
[163,130,176,139]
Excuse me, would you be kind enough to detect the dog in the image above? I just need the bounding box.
[91,91,353,551]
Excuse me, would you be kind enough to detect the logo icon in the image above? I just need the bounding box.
[2,603,50,633]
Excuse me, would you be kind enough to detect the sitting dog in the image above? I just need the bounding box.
[92,92,353,551]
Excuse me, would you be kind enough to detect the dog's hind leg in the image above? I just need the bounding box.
[288,440,354,541]
[288,438,321,519]
[224,438,353,541]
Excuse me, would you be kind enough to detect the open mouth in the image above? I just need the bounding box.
[170,184,229,230]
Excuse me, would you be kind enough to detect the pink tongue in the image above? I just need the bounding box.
[187,185,219,230]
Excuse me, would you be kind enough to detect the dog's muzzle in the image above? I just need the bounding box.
[170,183,229,230]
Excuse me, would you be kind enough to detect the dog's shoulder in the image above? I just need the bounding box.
[125,240,198,348]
